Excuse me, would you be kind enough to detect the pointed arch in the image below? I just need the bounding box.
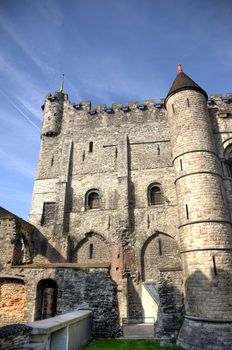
[141,231,180,281]
[73,231,111,263]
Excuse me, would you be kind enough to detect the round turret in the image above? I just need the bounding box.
[42,92,64,136]
[166,65,232,349]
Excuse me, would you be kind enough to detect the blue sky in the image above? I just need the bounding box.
[0,0,232,219]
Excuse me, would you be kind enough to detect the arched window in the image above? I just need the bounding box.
[224,146,232,178]
[148,184,162,205]
[86,190,101,209]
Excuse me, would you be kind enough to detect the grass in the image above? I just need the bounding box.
[82,339,183,350]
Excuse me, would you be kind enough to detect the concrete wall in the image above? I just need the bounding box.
[28,310,92,350]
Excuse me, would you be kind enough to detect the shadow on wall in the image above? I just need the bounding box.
[185,265,232,320]
[31,229,66,263]
[155,272,183,341]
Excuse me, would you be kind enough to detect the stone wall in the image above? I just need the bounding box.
[0,267,121,338]
[155,271,183,341]
[0,324,32,350]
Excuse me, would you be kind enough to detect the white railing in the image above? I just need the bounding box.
[27,310,92,350]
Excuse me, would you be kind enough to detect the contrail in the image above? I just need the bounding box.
[0,90,40,131]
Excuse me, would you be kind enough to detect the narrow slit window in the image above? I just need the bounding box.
[185,204,189,219]
[89,142,93,153]
[180,159,183,171]
[115,147,118,158]
[158,238,162,256]
[82,151,85,161]
[51,156,54,166]
[172,104,175,113]
[157,145,160,155]
[212,256,217,275]
[187,98,190,107]
[89,243,93,259]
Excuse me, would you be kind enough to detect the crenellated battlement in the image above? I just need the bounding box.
[67,98,166,116]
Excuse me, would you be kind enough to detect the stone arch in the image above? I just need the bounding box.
[34,279,57,321]
[141,231,180,281]
[74,231,111,263]
[85,189,102,210]
[12,234,32,265]
[223,143,232,178]
[0,277,26,324]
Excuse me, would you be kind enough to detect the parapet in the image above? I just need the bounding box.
[69,98,166,117]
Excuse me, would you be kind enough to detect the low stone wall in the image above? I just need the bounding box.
[0,324,32,350]
[27,310,92,350]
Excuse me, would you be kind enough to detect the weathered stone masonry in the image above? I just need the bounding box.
[1,65,232,348]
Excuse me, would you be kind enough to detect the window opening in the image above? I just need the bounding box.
[149,185,162,205]
[180,159,183,170]
[87,191,100,209]
[185,204,189,220]
[158,238,162,256]
[89,243,93,259]
[89,142,93,153]
[212,256,217,275]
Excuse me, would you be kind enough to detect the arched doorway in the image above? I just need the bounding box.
[35,279,57,320]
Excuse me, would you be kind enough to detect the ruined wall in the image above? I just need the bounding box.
[0,324,33,350]
[0,278,26,325]
[0,267,120,338]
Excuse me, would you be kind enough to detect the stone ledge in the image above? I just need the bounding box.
[27,310,92,335]
[11,262,111,270]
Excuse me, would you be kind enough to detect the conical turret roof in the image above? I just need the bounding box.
[165,64,207,106]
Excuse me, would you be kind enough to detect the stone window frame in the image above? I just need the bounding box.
[223,144,232,179]
[85,189,102,210]
[147,183,163,206]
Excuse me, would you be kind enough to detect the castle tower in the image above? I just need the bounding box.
[42,91,65,136]
[165,65,232,349]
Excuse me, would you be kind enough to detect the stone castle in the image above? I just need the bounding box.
[0,65,232,349]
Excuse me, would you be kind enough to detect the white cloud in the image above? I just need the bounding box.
[0,148,35,179]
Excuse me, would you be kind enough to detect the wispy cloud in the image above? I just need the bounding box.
[0,90,40,131]
[0,12,57,76]
[0,148,35,179]
[28,0,63,26]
